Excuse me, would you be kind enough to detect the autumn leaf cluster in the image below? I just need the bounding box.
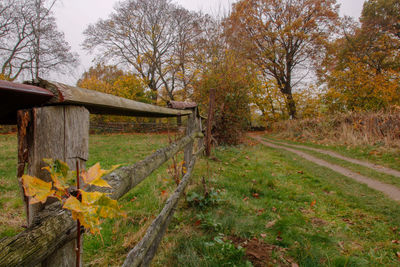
[22,159,124,234]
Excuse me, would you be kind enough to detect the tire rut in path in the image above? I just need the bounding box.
[250,135,400,202]
[263,138,400,178]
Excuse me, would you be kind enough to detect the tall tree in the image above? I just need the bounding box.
[0,0,35,80]
[225,0,339,118]
[318,1,400,112]
[29,0,78,79]
[361,0,400,40]
[77,63,149,103]
[0,0,78,81]
[83,0,204,103]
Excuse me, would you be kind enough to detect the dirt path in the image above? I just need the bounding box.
[249,135,400,202]
[264,138,400,178]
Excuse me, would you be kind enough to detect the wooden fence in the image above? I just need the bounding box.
[0,80,204,267]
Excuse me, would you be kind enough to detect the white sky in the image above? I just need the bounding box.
[52,0,366,84]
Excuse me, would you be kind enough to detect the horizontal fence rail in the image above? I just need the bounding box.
[0,132,203,266]
[0,80,192,124]
[123,148,204,267]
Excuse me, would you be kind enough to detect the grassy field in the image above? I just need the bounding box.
[1,133,400,266]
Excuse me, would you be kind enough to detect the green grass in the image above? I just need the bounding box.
[1,133,400,266]
[153,143,400,266]
[265,134,400,172]
[0,134,25,238]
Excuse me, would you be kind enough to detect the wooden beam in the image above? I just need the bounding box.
[0,132,203,266]
[0,80,193,124]
[184,109,196,169]
[122,148,204,267]
[43,81,193,118]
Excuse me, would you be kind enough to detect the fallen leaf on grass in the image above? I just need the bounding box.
[243,197,249,202]
[245,156,250,160]
[310,200,317,208]
[272,207,277,212]
[130,197,137,202]
[260,233,267,238]
[396,251,400,260]
[392,240,400,244]
[252,193,260,199]
[194,220,201,226]
[342,218,355,225]
[265,220,277,229]
[256,209,265,216]
[297,171,304,174]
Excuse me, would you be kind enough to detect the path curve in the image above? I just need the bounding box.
[264,138,400,178]
[249,135,400,202]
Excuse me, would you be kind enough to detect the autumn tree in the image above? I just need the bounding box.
[0,0,78,81]
[319,0,400,112]
[77,63,149,103]
[194,49,255,145]
[83,0,204,103]
[77,63,151,124]
[361,0,400,40]
[225,0,340,119]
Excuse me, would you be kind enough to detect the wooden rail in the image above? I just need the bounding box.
[0,80,191,124]
[122,148,204,267]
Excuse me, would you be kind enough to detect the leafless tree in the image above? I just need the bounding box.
[0,0,78,81]
[83,0,205,102]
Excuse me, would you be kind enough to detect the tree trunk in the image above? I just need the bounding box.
[285,92,296,119]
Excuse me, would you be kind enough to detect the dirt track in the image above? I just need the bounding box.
[264,138,400,178]
[249,135,400,202]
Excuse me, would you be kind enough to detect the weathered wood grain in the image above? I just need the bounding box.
[184,109,195,169]
[21,106,89,267]
[46,81,192,118]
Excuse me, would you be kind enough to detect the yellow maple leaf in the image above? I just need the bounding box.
[80,190,104,205]
[81,163,111,188]
[21,175,54,204]
[63,196,85,213]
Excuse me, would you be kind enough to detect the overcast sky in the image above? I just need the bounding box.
[52,0,366,84]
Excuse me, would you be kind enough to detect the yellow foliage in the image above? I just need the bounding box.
[0,74,11,81]
[22,159,123,234]
[324,61,400,112]
[21,175,55,204]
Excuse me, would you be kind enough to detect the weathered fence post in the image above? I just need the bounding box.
[206,89,216,157]
[184,108,196,169]
[17,105,89,267]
